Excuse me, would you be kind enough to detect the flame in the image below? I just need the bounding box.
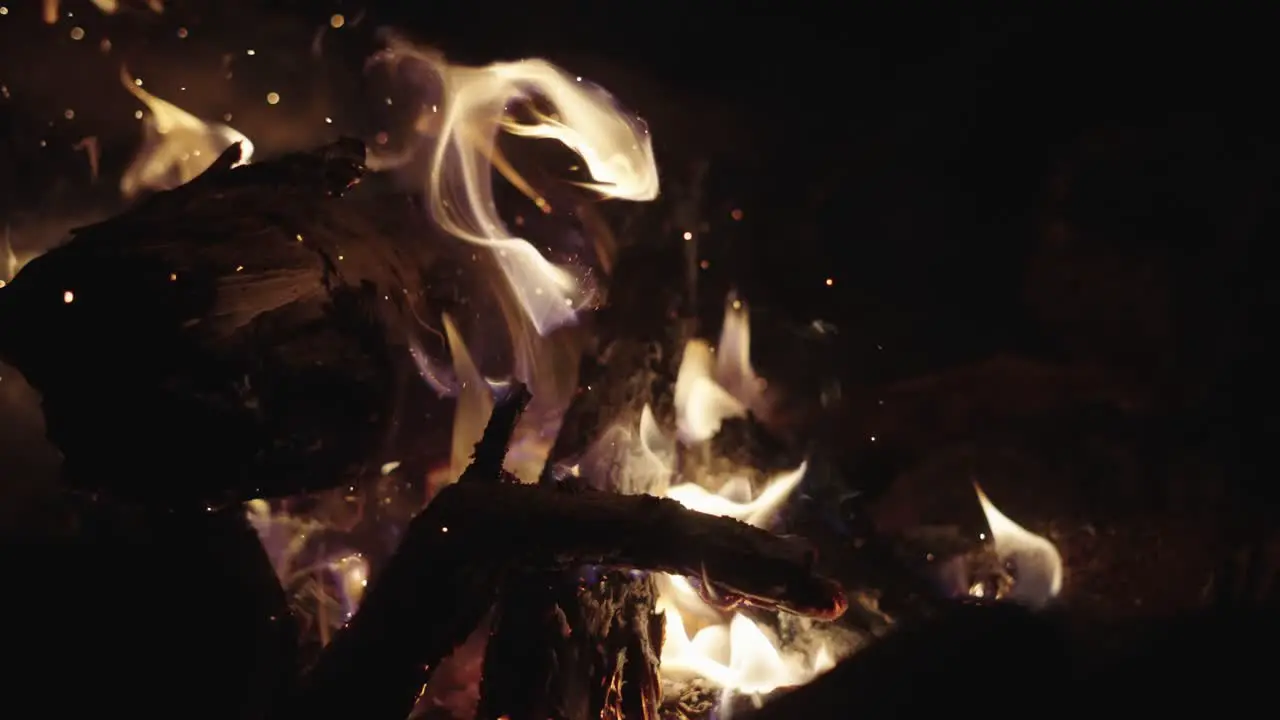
[119,67,254,198]
[666,462,807,528]
[662,298,830,703]
[1,228,24,287]
[371,41,657,486]
[973,482,1064,608]
[369,39,659,336]
[568,295,829,701]
[245,498,369,637]
[579,294,825,703]
[439,314,494,485]
[658,462,831,702]
[674,295,766,444]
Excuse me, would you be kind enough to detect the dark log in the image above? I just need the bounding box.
[741,604,1280,719]
[480,238,691,720]
[740,602,1069,720]
[292,472,845,720]
[540,239,691,478]
[0,139,445,507]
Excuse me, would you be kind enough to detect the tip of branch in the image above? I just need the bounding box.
[460,381,533,485]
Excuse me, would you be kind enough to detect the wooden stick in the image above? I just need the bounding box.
[289,471,845,720]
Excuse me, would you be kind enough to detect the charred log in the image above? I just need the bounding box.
[479,240,692,720]
[0,139,444,508]
[482,570,665,720]
[290,384,844,720]
[294,481,843,719]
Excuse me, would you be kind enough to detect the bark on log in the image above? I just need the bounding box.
[0,140,445,507]
[480,238,692,720]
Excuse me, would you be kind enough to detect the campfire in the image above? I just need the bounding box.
[0,4,1077,720]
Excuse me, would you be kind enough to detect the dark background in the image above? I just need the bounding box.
[1,1,1278,716]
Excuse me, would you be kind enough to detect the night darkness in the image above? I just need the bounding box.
[2,1,1279,718]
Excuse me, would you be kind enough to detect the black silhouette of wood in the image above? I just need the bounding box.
[481,237,692,720]
[0,139,443,507]
[288,383,844,720]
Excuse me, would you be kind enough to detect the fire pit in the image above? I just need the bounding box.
[2,3,1278,720]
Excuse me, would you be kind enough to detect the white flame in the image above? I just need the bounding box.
[119,67,254,198]
[441,313,494,486]
[653,296,830,701]
[666,462,807,528]
[571,295,828,700]
[974,482,1064,608]
[659,462,830,701]
[370,39,659,336]
[1,228,25,286]
[674,295,766,444]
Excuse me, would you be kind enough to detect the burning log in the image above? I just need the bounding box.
[476,236,693,720]
[290,383,845,720]
[0,139,443,507]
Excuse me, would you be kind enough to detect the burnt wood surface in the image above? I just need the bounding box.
[480,237,691,720]
[290,384,844,720]
[741,603,1280,719]
[0,139,443,507]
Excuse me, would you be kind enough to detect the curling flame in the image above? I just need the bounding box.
[974,482,1064,608]
[372,40,659,335]
[120,68,254,198]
